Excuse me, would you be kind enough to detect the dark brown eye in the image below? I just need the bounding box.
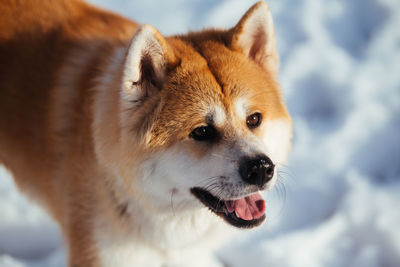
[190,125,217,141]
[246,112,262,129]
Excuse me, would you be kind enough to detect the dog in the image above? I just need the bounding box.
[0,0,292,266]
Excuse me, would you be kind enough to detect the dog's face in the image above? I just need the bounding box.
[101,2,291,229]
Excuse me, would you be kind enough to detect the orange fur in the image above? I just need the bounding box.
[0,1,291,266]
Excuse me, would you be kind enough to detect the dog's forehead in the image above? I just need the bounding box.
[164,40,287,121]
[162,60,232,128]
[161,44,226,120]
[198,42,287,118]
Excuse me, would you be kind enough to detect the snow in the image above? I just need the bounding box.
[1,0,400,266]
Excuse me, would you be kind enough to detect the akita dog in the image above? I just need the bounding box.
[0,0,292,266]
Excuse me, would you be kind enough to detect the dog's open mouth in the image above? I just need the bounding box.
[191,187,266,228]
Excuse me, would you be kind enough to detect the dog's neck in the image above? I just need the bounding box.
[92,176,232,266]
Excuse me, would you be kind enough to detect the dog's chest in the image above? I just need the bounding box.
[94,208,233,267]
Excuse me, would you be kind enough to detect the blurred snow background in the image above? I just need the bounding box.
[1,0,400,266]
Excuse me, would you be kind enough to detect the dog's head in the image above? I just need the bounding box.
[95,2,291,229]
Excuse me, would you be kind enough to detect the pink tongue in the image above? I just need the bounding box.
[225,192,266,221]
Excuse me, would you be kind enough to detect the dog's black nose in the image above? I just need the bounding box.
[239,155,274,187]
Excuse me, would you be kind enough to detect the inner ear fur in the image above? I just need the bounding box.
[227,1,279,77]
[122,24,177,105]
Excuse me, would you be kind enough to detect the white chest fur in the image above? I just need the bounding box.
[94,207,234,267]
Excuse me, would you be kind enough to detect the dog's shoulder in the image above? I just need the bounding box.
[0,0,137,41]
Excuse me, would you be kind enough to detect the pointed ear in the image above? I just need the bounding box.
[122,24,176,105]
[228,1,279,77]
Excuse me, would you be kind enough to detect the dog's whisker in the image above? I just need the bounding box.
[278,171,295,185]
[203,184,216,192]
[277,176,287,205]
[273,181,282,200]
[170,189,176,217]
[277,164,295,177]
[203,183,221,193]
[194,176,221,187]
[210,154,235,161]
[214,187,225,210]
[276,163,296,185]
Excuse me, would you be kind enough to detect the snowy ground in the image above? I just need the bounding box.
[1,0,400,266]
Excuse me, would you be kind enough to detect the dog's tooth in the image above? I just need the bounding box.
[234,211,240,218]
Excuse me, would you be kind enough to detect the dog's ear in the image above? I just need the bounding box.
[228,1,278,77]
[122,24,176,106]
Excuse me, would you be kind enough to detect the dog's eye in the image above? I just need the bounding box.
[190,125,217,141]
[246,112,262,129]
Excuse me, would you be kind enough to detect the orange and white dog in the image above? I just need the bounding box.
[0,0,292,266]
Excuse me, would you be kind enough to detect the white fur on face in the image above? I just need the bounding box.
[129,110,291,209]
[211,105,226,126]
[234,97,248,120]
[132,124,290,208]
[261,119,292,165]
[134,144,234,208]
